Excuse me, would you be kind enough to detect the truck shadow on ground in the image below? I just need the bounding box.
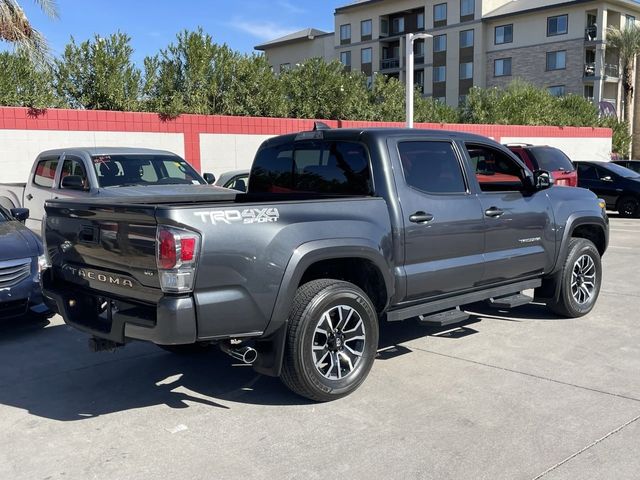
[0,303,561,420]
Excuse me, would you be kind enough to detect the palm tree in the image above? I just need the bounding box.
[606,24,640,129]
[0,0,58,62]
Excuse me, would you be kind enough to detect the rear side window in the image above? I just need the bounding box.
[249,141,372,195]
[33,157,59,188]
[398,141,466,194]
[527,147,574,172]
[577,163,598,180]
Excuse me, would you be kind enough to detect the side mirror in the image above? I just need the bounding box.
[10,207,29,222]
[203,173,216,185]
[533,170,553,190]
[61,175,86,190]
[601,175,613,182]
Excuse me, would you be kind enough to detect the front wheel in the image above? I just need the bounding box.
[547,238,602,318]
[281,279,379,402]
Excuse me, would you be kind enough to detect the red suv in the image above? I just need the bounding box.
[505,144,578,187]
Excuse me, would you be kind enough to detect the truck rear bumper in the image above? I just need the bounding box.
[43,280,197,345]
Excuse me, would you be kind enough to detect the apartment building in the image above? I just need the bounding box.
[257,0,640,119]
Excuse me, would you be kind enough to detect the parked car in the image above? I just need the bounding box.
[612,159,640,174]
[43,127,608,401]
[214,169,249,192]
[505,144,578,186]
[0,206,51,320]
[0,147,217,234]
[574,160,640,217]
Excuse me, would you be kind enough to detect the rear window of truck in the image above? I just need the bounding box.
[249,141,373,195]
[527,147,574,172]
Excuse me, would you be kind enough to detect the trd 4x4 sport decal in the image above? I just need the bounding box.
[193,208,280,225]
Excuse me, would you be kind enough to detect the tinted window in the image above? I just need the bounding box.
[467,144,524,192]
[577,163,598,180]
[602,162,640,178]
[495,24,513,44]
[398,141,466,194]
[249,141,372,195]
[527,147,574,171]
[548,14,568,36]
[92,155,204,187]
[60,157,89,189]
[33,157,59,188]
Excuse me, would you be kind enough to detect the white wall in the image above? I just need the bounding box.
[199,133,275,177]
[0,130,185,183]
[501,136,612,161]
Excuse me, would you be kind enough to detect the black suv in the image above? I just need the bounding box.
[575,161,640,217]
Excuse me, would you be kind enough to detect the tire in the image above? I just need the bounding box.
[157,342,212,355]
[547,238,602,318]
[617,195,639,217]
[281,279,379,402]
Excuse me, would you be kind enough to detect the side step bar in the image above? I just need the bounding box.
[387,279,541,322]
[419,308,469,327]
[487,293,533,309]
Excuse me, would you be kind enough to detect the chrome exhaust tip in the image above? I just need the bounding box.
[220,343,258,364]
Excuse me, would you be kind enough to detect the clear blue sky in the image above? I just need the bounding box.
[17,0,346,63]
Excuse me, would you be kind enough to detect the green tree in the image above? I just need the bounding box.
[368,74,405,121]
[414,95,460,123]
[0,49,60,108]
[605,25,640,129]
[0,0,58,63]
[54,32,142,110]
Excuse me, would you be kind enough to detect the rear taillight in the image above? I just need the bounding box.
[555,178,569,186]
[156,226,201,293]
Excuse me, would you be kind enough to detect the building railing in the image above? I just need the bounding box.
[381,58,400,69]
[584,62,620,78]
[602,98,617,105]
[585,25,597,41]
[604,63,619,77]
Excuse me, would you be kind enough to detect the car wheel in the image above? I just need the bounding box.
[547,238,602,318]
[281,279,379,402]
[618,195,639,217]
[157,342,213,355]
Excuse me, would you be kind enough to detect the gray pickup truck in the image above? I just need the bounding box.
[42,127,608,401]
[0,147,216,234]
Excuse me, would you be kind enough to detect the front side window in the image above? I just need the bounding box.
[361,47,372,64]
[459,29,474,48]
[459,61,473,79]
[467,144,524,192]
[340,24,351,42]
[547,85,566,97]
[92,155,204,187]
[60,157,88,189]
[340,51,351,67]
[434,3,447,22]
[249,141,372,195]
[460,0,474,17]
[494,58,512,76]
[398,141,466,194]
[434,65,446,82]
[434,34,447,52]
[495,24,513,44]
[547,14,568,36]
[33,157,59,188]
[361,19,372,39]
[546,50,566,70]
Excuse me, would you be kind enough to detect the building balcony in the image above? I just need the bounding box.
[604,63,619,78]
[585,62,596,77]
[585,25,597,41]
[584,62,620,78]
[381,58,400,70]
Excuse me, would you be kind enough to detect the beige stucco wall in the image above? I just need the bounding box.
[262,35,335,72]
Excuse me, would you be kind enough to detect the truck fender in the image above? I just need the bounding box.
[0,194,19,210]
[252,238,394,377]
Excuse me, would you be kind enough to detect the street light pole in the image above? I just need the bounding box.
[405,32,432,128]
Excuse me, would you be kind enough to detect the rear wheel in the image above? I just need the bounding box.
[547,238,602,318]
[618,195,639,217]
[281,279,379,402]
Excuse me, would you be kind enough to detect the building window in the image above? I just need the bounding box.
[361,19,372,40]
[434,65,446,82]
[434,3,447,23]
[434,96,446,104]
[417,12,425,30]
[340,24,351,43]
[433,34,447,52]
[584,84,594,101]
[361,47,372,64]
[460,0,474,18]
[459,29,474,48]
[494,58,512,76]
[414,39,425,56]
[548,85,566,96]
[392,17,405,34]
[280,63,290,72]
[546,50,566,70]
[627,15,636,27]
[340,51,351,67]
[547,14,568,36]
[458,95,468,106]
[415,70,425,92]
[459,62,473,80]
[495,24,513,44]
[380,18,389,36]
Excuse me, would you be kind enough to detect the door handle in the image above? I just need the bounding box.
[485,207,505,218]
[26,194,33,201]
[409,211,434,224]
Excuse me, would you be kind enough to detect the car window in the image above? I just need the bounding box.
[0,207,8,222]
[250,141,372,195]
[33,157,59,188]
[466,144,524,192]
[92,155,205,187]
[60,157,88,189]
[527,147,574,171]
[602,162,640,179]
[224,174,249,192]
[577,163,598,180]
[509,148,535,171]
[397,141,466,194]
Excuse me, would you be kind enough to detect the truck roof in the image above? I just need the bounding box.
[37,147,179,157]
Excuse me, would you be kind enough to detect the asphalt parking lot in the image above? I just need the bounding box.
[1,216,639,480]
